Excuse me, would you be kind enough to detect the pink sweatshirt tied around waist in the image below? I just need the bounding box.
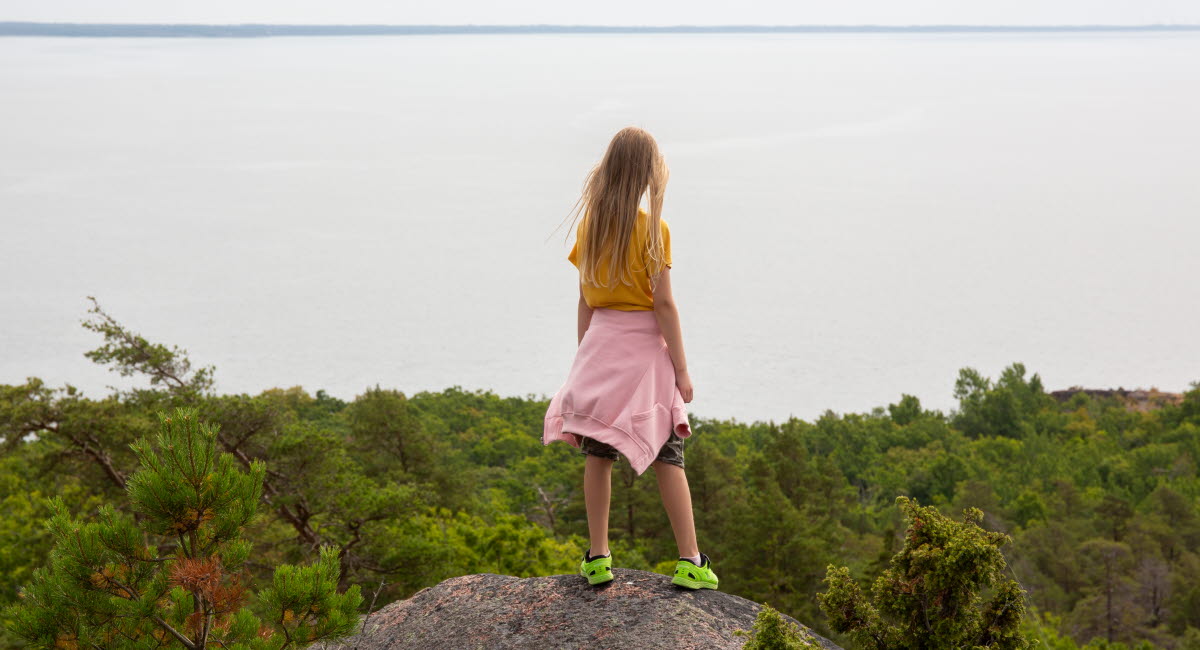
[543,308,692,475]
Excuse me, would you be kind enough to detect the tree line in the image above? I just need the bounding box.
[1,299,1197,648]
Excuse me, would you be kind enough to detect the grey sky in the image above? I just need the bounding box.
[2,0,1198,26]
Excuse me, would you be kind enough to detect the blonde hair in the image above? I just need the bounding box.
[566,126,670,291]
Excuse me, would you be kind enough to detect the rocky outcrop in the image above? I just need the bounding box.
[318,569,842,649]
[1050,387,1183,412]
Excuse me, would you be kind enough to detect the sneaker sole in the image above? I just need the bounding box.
[672,575,718,590]
[581,568,614,585]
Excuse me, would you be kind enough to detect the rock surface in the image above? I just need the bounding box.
[1050,386,1183,412]
[318,569,842,649]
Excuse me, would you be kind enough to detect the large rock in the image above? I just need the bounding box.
[1049,386,1183,412]
[319,569,842,649]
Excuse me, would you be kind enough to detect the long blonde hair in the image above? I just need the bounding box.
[566,126,670,291]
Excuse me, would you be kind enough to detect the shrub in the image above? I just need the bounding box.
[736,603,822,649]
[818,496,1031,650]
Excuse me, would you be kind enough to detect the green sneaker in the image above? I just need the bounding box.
[672,553,718,590]
[580,550,613,585]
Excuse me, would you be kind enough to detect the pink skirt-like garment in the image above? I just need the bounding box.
[543,307,692,475]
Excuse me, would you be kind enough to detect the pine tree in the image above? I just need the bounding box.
[6,407,362,649]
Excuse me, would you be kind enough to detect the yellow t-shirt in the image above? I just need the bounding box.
[568,209,672,311]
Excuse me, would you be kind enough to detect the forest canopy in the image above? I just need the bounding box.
[1,299,1198,649]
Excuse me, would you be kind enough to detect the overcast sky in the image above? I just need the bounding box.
[2,0,1198,26]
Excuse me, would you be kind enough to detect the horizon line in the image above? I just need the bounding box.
[3,21,1200,38]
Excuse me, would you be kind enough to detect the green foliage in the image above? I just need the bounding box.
[373,508,583,594]
[257,546,362,647]
[887,395,927,427]
[81,296,214,397]
[0,447,106,648]
[4,408,361,649]
[735,604,822,649]
[953,363,1057,439]
[127,411,264,542]
[818,496,1032,649]
[3,302,1199,650]
[344,386,431,478]
[1022,612,1174,649]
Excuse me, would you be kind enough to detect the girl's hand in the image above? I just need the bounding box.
[676,368,693,403]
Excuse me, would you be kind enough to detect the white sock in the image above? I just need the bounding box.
[682,553,702,565]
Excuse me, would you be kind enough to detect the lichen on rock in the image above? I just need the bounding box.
[315,569,842,649]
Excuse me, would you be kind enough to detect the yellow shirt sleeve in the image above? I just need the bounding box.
[568,239,579,268]
[661,218,672,268]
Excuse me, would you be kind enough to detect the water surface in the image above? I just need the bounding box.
[2,33,1197,421]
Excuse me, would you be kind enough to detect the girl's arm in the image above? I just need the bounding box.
[577,284,594,345]
[651,267,693,403]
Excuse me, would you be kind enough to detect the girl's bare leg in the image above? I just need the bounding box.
[652,460,700,558]
[584,454,615,556]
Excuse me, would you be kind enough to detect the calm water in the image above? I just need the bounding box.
[2,33,1198,423]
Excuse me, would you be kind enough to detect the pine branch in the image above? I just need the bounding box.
[106,577,198,650]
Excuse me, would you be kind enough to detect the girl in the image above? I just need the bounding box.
[543,126,718,591]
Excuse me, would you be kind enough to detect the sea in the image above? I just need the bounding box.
[2,31,1198,423]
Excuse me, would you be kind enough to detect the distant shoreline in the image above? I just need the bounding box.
[2,22,1200,38]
